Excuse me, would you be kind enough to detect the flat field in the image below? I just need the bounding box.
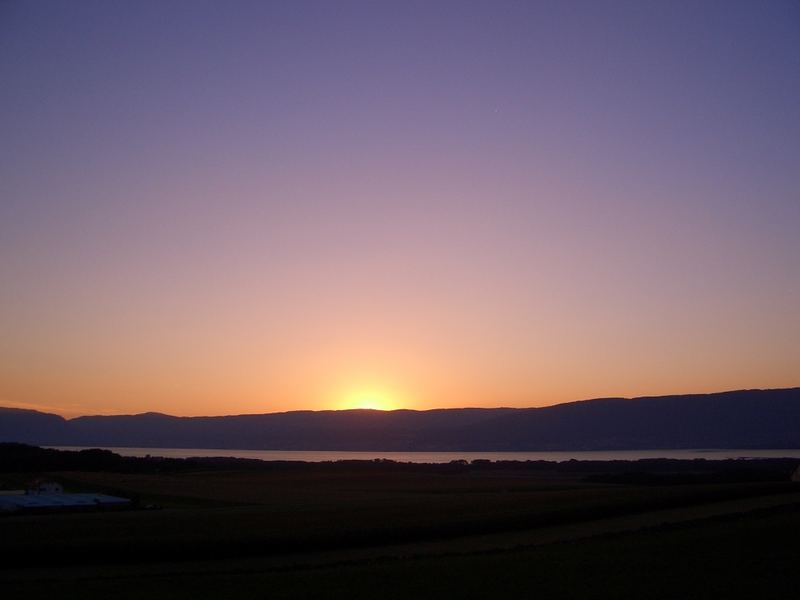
[1,463,799,599]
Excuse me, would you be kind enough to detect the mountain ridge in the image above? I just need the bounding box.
[1,387,799,451]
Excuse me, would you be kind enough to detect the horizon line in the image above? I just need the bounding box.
[2,386,798,421]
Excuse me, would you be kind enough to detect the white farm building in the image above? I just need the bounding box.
[0,481,130,514]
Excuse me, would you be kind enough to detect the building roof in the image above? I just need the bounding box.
[0,492,130,512]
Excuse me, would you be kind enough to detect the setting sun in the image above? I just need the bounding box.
[337,387,398,411]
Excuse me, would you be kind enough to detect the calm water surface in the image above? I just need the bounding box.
[50,447,800,463]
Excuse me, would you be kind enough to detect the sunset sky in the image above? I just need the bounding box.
[1,1,798,417]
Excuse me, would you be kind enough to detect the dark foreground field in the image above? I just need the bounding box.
[1,448,799,599]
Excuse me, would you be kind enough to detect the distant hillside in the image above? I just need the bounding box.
[0,408,67,444]
[1,388,799,451]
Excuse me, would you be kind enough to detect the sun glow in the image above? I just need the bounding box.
[337,387,398,411]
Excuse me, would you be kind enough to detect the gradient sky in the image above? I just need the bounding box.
[1,0,799,417]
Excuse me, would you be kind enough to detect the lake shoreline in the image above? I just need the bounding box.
[46,446,800,463]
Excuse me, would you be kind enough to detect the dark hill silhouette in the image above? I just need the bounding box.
[0,407,67,443]
[1,388,799,450]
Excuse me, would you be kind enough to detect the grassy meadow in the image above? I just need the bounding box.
[1,459,799,598]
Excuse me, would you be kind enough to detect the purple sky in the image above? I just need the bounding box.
[1,1,798,416]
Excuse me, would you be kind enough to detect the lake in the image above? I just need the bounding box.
[49,447,800,463]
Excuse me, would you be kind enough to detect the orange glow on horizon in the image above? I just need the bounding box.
[334,386,400,411]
